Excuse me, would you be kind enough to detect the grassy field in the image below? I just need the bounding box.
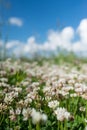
[0,54,87,130]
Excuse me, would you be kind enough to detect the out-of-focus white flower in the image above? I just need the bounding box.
[14,87,22,93]
[85,119,87,123]
[0,70,7,76]
[18,100,24,106]
[48,100,59,109]
[75,83,82,88]
[27,92,36,100]
[31,108,48,124]
[9,114,16,121]
[68,79,75,84]
[13,92,19,97]
[58,90,69,96]
[0,103,7,112]
[43,86,51,93]
[79,106,86,112]
[70,93,77,97]
[21,81,29,86]
[10,108,14,115]
[41,114,48,122]
[14,126,20,130]
[75,88,83,93]
[0,82,9,87]
[31,82,40,87]
[9,108,16,121]
[4,94,13,104]
[15,108,21,115]
[24,98,32,106]
[22,108,31,121]
[62,86,74,91]
[58,78,66,84]
[0,78,8,82]
[54,107,70,121]
[75,83,87,93]
[84,126,87,130]
[31,108,42,124]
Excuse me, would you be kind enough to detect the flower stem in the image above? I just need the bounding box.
[36,122,40,130]
[28,119,32,130]
[64,120,67,130]
[57,121,60,130]
[0,114,4,126]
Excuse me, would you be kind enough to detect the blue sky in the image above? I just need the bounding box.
[7,0,87,41]
[1,0,87,56]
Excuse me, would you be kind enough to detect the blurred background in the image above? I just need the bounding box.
[0,0,87,61]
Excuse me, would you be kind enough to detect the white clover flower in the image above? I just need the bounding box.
[10,108,14,115]
[41,113,48,122]
[54,107,70,121]
[13,92,19,97]
[24,98,32,106]
[79,106,86,112]
[22,108,31,121]
[58,78,66,84]
[18,100,24,106]
[21,81,29,86]
[31,108,42,124]
[4,94,13,104]
[31,108,47,124]
[84,126,87,130]
[75,83,82,88]
[27,92,36,100]
[62,86,74,92]
[48,100,59,109]
[0,103,7,112]
[31,82,40,87]
[43,86,51,93]
[10,128,13,130]
[85,119,87,123]
[75,88,83,93]
[15,108,21,115]
[70,93,77,97]
[14,87,22,93]
[9,108,16,121]
[0,82,9,87]
[0,78,8,82]
[9,114,16,121]
[58,90,69,96]
[68,79,75,84]
[78,74,86,82]
[0,70,6,75]
[45,96,52,101]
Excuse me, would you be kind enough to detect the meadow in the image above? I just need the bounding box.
[0,55,87,130]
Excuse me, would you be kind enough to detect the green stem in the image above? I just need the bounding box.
[74,97,79,115]
[86,101,87,118]
[64,120,67,130]
[60,122,64,130]
[36,122,40,130]
[28,119,32,130]
[0,114,4,126]
[57,121,60,130]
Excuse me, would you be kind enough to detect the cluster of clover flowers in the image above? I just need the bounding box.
[0,59,87,130]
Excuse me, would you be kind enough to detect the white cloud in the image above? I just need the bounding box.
[9,17,23,27]
[61,27,74,41]
[6,40,21,49]
[4,18,87,57]
[41,26,74,51]
[72,19,87,53]
[77,19,87,43]
[24,37,39,54]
